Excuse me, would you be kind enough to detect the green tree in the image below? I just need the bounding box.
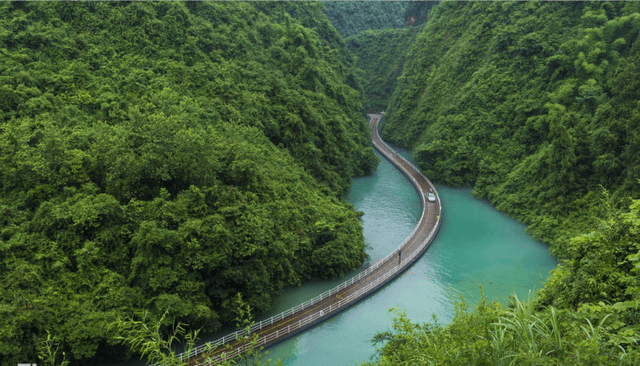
[0,1,377,364]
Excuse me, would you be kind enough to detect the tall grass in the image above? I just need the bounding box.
[488,292,567,364]
[367,291,638,366]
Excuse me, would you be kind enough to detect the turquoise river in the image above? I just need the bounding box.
[255,145,558,366]
[108,144,558,366]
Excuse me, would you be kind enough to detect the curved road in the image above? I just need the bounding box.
[181,114,442,366]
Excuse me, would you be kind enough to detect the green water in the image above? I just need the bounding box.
[260,146,558,366]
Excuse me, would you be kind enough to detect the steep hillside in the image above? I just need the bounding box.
[347,27,418,112]
[323,1,406,38]
[383,1,640,253]
[404,1,439,27]
[363,1,640,364]
[0,2,377,364]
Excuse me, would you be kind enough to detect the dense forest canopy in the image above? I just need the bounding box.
[0,2,378,365]
[382,0,640,255]
[346,27,418,112]
[5,0,640,365]
[403,1,439,27]
[340,1,441,113]
[362,1,640,364]
[322,1,407,38]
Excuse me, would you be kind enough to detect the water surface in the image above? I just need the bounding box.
[107,145,557,366]
[262,146,557,366]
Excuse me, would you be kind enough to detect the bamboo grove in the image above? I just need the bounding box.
[4,1,640,365]
[0,2,378,364]
[358,2,640,365]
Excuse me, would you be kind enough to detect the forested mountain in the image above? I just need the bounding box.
[346,27,418,112]
[403,1,439,27]
[362,1,640,364]
[339,1,441,113]
[383,0,640,255]
[0,2,378,365]
[322,1,407,38]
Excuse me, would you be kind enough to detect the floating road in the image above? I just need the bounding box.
[178,113,442,366]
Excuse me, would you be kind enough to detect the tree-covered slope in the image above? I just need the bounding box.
[383,1,640,253]
[363,1,640,364]
[0,2,377,365]
[364,197,640,365]
[404,1,439,27]
[323,1,407,38]
[347,27,418,112]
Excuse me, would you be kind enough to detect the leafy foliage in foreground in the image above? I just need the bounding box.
[364,198,640,365]
[365,289,640,366]
[323,1,407,38]
[0,1,377,365]
[347,28,419,112]
[365,1,640,364]
[109,295,281,366]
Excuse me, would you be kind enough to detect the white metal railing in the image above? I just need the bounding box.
[370,114,442,217]
[197,220,440,365]
[174,114,442,365]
